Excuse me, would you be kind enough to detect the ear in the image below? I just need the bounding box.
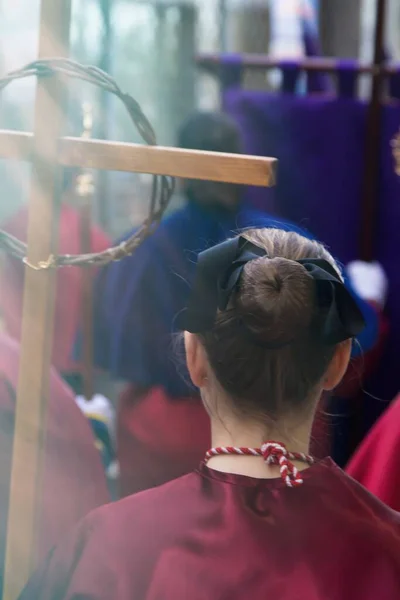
[184,332,208,389]
[322,339,352,391]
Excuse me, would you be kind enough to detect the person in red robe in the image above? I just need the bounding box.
[0,331,110,593]
[0,168,111,390]
[346,393,400,512]
[19,228,400,600]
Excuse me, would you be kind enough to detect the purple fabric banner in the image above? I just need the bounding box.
[224,86,366,264]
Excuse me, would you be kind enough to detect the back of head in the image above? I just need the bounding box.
[178,112,242,154]
[177,112,243,210]
[199,228,347,421]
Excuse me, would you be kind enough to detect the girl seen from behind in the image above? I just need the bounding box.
[20,228,400,600]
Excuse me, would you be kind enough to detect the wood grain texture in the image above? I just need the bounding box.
[0,130,276,187]
[3,1,72,598]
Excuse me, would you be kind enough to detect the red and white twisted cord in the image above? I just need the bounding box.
[204,441,314,488]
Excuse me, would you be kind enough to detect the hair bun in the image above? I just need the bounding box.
[237,257,315,347]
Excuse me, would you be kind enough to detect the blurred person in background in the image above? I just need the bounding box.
[0,168,111,394]
[0,329,110,596]
[0,169,118,487]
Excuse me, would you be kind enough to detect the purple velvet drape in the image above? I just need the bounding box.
[222,57,365,265]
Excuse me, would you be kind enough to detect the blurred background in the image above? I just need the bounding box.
[0,0,399,237]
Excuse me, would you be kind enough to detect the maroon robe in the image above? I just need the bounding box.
[0,333,110,569]
[20,458,400,600]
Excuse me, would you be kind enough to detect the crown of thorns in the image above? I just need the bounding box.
[0,58,175,269]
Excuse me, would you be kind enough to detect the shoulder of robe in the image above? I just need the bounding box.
[80,471,198,541]
[19,503,128,599]
[19,474,201,599]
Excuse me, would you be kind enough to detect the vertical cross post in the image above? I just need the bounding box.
[3,1,72,598]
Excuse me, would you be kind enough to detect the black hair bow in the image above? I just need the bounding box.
[177,236,365,346]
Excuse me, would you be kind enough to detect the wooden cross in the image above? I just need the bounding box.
[0,2,276,598]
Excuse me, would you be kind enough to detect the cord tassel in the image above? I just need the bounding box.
[205,441,314,488]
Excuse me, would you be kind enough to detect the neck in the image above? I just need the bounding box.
[208,411,314,479]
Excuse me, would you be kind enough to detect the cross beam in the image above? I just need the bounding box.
[1,2,276,598]
[0,130,276,187]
